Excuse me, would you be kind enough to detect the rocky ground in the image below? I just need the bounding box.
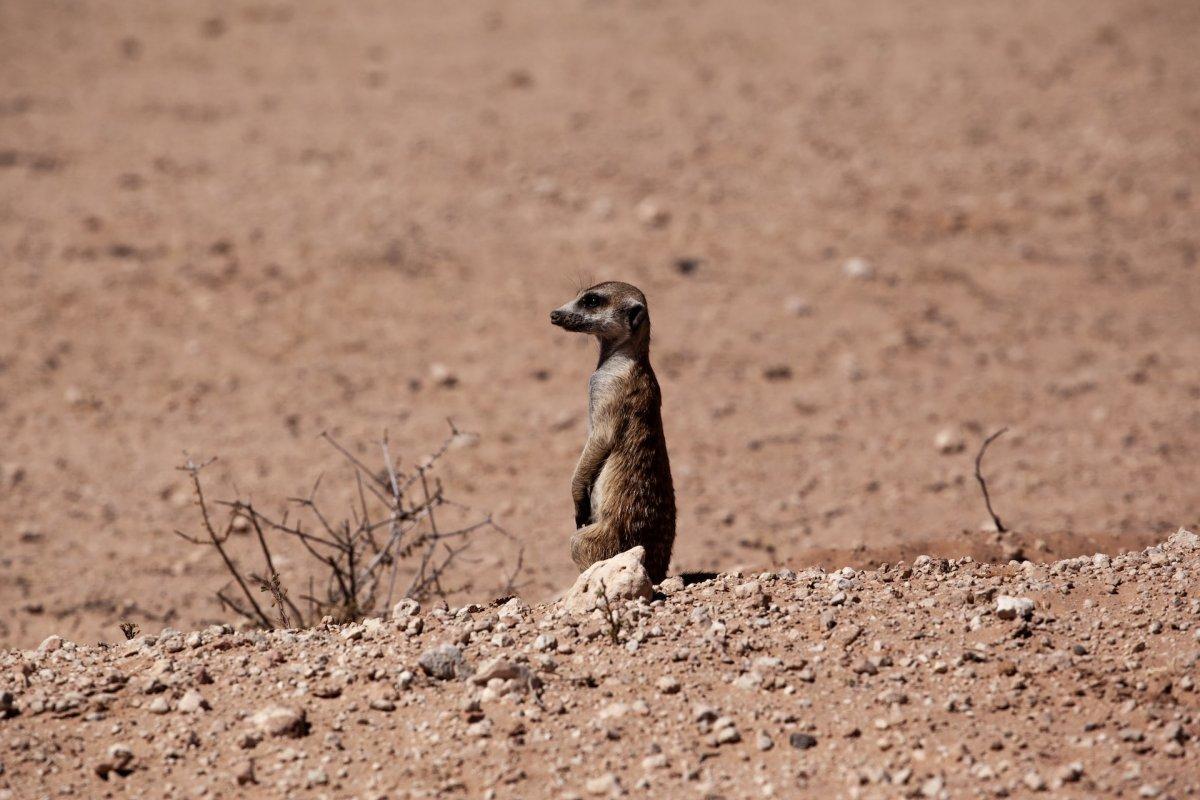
[2,530,1197,799]
[3,0,1200,649]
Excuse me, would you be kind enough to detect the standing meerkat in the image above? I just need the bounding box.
[549,281,676,583]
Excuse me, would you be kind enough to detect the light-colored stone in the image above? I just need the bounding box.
[177,690,209,713]
[1168,528,1198,551]
[36,635,64,654]
[250,705,309,738]
[563,546,654,616]
[659,576,685,595]
[392,598,421,620]
[934,427,965,454]
[996,595,1035,621]
[842,256,874,279]
[418,643,466,680]
[471,658,533,686]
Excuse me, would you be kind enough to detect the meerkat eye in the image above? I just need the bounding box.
[579,293,604,309]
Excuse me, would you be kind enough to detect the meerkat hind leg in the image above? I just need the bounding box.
[570,521,621,573]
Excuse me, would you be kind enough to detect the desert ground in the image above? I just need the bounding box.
[1,0,1199,795]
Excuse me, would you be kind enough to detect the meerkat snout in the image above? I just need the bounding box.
[549,280,675,583]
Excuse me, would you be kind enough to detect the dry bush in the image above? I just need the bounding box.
[175,423,522,629]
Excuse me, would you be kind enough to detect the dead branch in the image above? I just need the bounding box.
[175,425,521,630]
[595,579,625,645]
[974,427,1009,534]
[175,457,273,628]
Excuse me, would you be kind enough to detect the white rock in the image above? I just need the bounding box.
[1168,528,1198,551]
[563,546,654,616]
[391,598,421,619]
[995,595,1035,621]
[656,676,681,694]
[471,658,531,686]
[586,773,622,796]
[659,575,685,595]
[36,635,64,654]
[251,705,309,738]
[934,427,966,454]
[842,257,874,279]
[635,198,670,228]
[429,363,458,388]
[177,690,209,713]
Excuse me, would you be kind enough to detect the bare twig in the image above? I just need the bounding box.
[175,426,521,630]
[175,457,273,628]
[974,427,1009,533]
[594,579,625,644]
[254,571,293,628]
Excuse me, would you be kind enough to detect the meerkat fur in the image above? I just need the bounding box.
[549,281,676,583]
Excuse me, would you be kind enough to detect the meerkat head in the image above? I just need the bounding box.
[550,281,650,351]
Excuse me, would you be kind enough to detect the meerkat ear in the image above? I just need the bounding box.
[626,303,646,331]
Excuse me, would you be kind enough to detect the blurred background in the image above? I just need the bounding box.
[1,0,1198,648]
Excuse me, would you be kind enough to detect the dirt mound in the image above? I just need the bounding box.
[2,532,1197,798]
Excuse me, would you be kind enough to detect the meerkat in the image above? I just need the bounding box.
[549,281,676,583]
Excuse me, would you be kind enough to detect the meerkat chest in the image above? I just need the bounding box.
[587,356,634,432]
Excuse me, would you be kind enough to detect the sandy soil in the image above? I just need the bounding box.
[1,0,1199,652]
[1,531,1198,799]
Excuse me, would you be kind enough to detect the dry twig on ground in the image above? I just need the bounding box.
[974,427,1009,533]
[594,579,625,644]
[174,423,523,629]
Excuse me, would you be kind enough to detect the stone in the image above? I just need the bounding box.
[234,759,256,786]
[94,744,135,779]
[1057,762,1084,783]
[659,576,685,595]
[789,732,817,750]
[418,643,467,680]
[1168,528,1198,551]
[1023,771,1046,791]
[36,635,64,654]
[429,363,458,387]
[250,705,309,738]
[471,658,533,687]
[635,198,670,228]
[934,427,965,454]
[392,598,421,619]
[996,595,1035,621]
[586,772,622,795]
[715,726,741,745]
[563,546,654,616]
[177,690,209,713]
[656,676,681,694]
[842,257,874,279]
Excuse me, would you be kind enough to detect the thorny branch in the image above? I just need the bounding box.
[175,423,524,629]
[974,427,1009,534]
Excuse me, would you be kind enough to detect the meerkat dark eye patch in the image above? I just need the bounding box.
[626,303,646,331]
[579,293,605,309]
